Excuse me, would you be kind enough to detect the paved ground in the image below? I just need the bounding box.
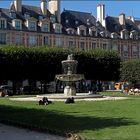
[0,123,66,140]
[10,96,128,102]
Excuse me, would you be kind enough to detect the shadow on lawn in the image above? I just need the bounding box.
[0,104,137,134]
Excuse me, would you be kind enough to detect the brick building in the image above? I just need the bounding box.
[0,0,140,60]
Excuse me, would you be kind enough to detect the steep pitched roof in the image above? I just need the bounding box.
[61,10,96,29]
[106,16,140,34]
[22,5,51,19]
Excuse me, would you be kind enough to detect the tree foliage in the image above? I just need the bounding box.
[0,46,120,83]
[120,60,140,83]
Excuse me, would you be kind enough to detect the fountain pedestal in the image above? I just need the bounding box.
[55,54,84,97]
[64,86,76,96]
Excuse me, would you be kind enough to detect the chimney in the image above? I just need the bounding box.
[119,13,126,25]
[97,4,106,27]
[41,0,47,15]
[48,0,61,23]
[13,0,22,12]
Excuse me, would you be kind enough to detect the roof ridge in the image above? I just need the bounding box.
[64,9,91,15]
[22,4,40,9]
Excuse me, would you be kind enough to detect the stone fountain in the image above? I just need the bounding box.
[36,54,103,100]
[55,54,84,96]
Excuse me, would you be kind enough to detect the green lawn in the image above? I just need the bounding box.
[0,93,140,139]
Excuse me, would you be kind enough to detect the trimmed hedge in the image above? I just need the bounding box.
[0,45,120,82]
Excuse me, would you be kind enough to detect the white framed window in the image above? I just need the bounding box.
[89,27,97,36]
[56,25,61,33]
[15,35,22,44]
[0,19,6,29]
[130,31,138,40]
[55,37,62,47]
[66,28,75,35]
[112,44,118,51]
[44,36,49,45]
[29,22,36,31]
[80,42,85,49]
[0,33,6,44]
[53,23,62,34]
[103,44,107,49]
[29,36,37,45]
[68,41,75,47]
[91,43,96,49]
[42,24,49,32]
[10,12,16,18]
[121,30,129,39]
[15,20,21,30]
[123,45,128,57]
[132,46,139,57]
[50,15,56,23]
[77,25,86,36]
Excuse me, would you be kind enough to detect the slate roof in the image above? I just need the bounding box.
[106,16,140,35]
[1,3,140,36]
[61,9,106,36]
[0,4,52,32]
[61,10,96,29]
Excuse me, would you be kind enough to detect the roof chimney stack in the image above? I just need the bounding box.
[41,0,47,15]
[119,13,126,25]
[13,0,22,12]
[97,4,106,27]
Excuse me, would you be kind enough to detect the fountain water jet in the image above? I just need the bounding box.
[55,54,84,96]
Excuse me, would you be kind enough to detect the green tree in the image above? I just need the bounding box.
[120,59,140,83]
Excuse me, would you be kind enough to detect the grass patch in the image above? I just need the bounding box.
[0,93,140,139]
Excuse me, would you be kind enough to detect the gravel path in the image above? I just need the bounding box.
[0,123,66,140]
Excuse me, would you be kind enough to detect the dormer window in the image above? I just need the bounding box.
[24,13,30,19]
[10,12,16,19]
[77,25,86,36]
[65,19,69,24]
[80,30,85,36]
[0,19,7,29]
[75,20,78,25]
[66,28,75,35]
[111,32,119,39]
[25,17,37,31]
[53,23,62,33]
[39,15,43,20]
[120,29,129,39]
[12,19,22,30]
[130,30,138,40]
[29,21,36,31]
[87,19,90,25]
[100,31,105,37]
[50,15,56,23]
[89,26,97,36]
[42,23,49,32]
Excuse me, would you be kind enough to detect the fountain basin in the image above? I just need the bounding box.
[55,74,84,82]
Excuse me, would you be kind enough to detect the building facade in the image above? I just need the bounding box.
[0,0,140,60]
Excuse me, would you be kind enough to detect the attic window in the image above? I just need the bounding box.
[75,20,78,25]
[24,13,30,19]
[87,19,90,25]
[50,15,56,23]
[39,15,43,20]
[65,19,69,24]
[114,25,118,31]
[10,12,16,19]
